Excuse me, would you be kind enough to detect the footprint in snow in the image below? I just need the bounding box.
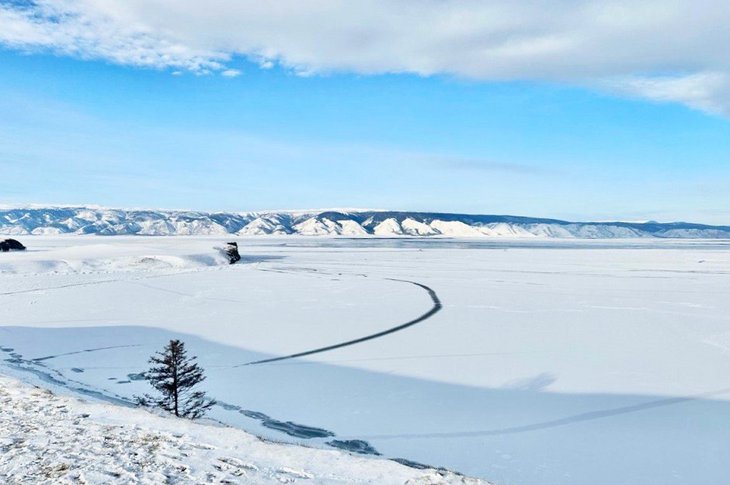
[276,467,313,480]
[218,457,258,471]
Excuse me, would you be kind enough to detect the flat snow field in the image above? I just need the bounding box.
[2,236,730,485]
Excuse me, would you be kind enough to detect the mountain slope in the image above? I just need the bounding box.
[1,207,729,238]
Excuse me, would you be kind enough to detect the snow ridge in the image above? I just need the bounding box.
[1,207,729,238]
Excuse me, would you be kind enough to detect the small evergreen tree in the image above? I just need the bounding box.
[138,339,215,419]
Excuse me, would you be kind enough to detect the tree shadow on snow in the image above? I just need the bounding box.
[1,325,729,485]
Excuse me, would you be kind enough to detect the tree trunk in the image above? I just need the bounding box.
[173,348,179,417]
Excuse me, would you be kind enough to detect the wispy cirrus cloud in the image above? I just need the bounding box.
[426,155,553,175]
[2,1,730,114]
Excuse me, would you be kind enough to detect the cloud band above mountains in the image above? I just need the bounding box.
[2,0,730,114]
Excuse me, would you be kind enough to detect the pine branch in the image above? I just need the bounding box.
[139,339,214,420]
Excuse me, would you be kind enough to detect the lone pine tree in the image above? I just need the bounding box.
[139,339,215,419]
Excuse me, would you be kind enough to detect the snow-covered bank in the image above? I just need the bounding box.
[0,373,483,484]
[0,237,232,275]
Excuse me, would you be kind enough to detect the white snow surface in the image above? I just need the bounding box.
[428,220,483,237]
[0,374,482,484]
[373,218,404,236]
[401,218,438,236]
[238,217,290,236]
[2,236,730,485]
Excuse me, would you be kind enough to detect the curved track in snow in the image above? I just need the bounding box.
[242,278,442,366]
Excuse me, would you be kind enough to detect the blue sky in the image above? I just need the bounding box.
[2,1,730,223]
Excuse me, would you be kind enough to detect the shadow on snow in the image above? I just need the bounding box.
[2,325,730,485]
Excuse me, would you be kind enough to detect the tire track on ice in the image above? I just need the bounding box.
[31,344,142,362]
[0,267,218,297]
[240,278,442,366]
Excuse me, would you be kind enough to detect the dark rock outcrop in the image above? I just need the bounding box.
[224,242,241,264]
[0,239,26,252]
[327,439,381,456]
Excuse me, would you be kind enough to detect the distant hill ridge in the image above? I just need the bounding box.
[1,207,729,238]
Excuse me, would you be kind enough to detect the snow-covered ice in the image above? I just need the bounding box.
[2,235,730,484]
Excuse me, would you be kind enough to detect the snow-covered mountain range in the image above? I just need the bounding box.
[1,207,729,238]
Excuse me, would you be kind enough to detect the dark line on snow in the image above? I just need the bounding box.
[240,278,442,366]
[32,344,142,362]
[351,387,730,440]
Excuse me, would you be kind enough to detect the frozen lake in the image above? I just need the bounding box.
[2,236,730,485]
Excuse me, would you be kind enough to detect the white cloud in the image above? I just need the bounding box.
[604,73,730,115]
[220,69,241,78]
[0,0,227,73]
[2,0,730,112]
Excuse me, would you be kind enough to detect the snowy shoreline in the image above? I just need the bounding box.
[0,372,485,484]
